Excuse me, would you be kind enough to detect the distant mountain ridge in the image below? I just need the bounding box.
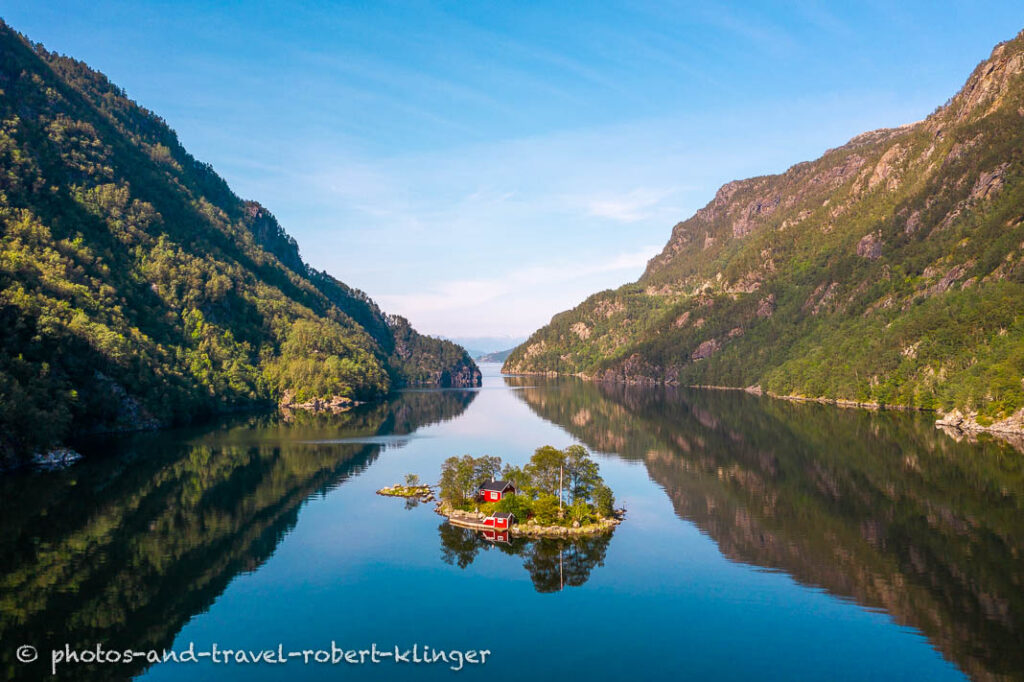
[476,348,515,363]
[0,20,479,463]
[506,29,1024,428]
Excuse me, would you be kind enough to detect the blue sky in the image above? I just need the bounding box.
[5,2,1024,339]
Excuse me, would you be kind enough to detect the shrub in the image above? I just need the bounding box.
[532,494,561,525]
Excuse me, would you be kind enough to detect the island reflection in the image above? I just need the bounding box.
[438,523,611,593]
[507,375,1024,682]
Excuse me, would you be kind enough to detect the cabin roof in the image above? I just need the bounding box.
[479,480,514,492]
[493,512,516,520]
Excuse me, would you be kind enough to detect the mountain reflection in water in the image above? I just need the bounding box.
[506,375,1024,682]
[0,389,476,681]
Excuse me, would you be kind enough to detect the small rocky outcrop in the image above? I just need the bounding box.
[856,232,883,260]
[969,163,1009,201]
[691,339,720,361]
[756,294,777,318]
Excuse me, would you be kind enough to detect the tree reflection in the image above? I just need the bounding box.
[0,388,476,681]
[437,523,611,593]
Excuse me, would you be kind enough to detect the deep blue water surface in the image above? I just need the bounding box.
[3,364,1022,681]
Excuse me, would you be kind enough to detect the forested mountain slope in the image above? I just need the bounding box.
[0,20,479,463]
[507,29,1024,428]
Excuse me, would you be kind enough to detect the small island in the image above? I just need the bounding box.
[434,445,624,537]
[377,474,435,503]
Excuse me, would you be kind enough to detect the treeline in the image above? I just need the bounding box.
[438,445,615,526]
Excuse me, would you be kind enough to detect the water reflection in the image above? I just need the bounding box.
[437,523,611,593]
[0,389,476,681]
[506,375,1024,681]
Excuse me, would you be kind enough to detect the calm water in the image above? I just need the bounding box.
[2,364,1022,681]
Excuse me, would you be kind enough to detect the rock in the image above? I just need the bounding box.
[970,163,1009,201]
[571,322,592,340]
[856,232,883,259]
[868,144,906,191]
[756,294,776,318]
[572,520,581,528]
[905,210,922,234]
[691,339,720,361]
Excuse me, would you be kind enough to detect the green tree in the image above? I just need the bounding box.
[501,463,532,493]
[525,445,567,499]
[439,454,505,507]
[439,456,474,506]
[592,484,615,517]
[564,444,602,503]
[472,455,503,488]
[495,493,531,521]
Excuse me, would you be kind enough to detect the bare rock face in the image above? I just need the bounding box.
[970,163,1009,201]
[868,144,907,191]
[691,339,720,361]
[732,195,782,238]
[756,294,777,318]
[951,36,1024,121]
[92,371,163,433]
[857,232,883,260]
[937,408,1024,446]
[505,27,1024,428]
[905,210,922,234]
[571,322,592,340]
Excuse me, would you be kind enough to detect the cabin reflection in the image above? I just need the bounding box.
[437,522,612,593]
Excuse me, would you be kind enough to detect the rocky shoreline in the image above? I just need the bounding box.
[935,408,1024,451]
[435,502,624,537]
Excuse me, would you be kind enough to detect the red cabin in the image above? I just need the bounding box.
[482,512,516,530]
[478,480,516,502]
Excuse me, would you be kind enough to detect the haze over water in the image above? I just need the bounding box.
[2,364,1021,680]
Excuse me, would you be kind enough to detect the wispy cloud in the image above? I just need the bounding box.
[584,187,678,223]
